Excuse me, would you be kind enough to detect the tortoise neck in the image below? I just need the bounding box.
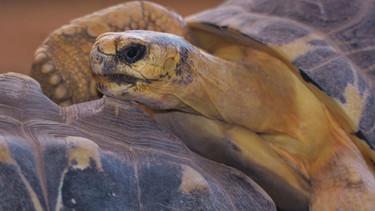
[178,45,362,158]
[179,48,304,133]
[174,45,375,201]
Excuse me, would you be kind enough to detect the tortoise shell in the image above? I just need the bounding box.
[0,73,275,210]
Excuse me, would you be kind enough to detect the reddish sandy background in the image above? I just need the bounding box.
[0,0,223,75]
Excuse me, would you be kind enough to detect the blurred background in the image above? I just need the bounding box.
[0,0,222,75]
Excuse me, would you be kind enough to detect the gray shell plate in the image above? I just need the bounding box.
[0,73,275,210]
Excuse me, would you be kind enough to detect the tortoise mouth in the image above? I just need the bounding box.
[100,74,138,85]
[94,73,157,86]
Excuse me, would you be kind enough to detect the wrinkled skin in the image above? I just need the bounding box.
[91,30,375,210]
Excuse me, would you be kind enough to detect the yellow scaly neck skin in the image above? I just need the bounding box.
[177,45,375,202]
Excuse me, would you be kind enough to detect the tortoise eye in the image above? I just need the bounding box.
[117,43,147,64]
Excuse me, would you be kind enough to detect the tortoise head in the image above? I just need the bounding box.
[90,30,197,110]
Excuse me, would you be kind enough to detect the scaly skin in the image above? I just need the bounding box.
[31,1,193,106]
[91,31,375,210]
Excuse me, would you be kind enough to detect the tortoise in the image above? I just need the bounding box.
[0,72,275,210]
[30,0,375,210]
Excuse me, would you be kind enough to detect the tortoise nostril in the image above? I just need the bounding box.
[91,55,102,64]
[90,48,104,64]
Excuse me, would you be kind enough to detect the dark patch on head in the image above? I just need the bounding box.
[142,79,157,84]
[105,74,138,85]
[95,72,158,88]
[176,47,189,76]
[106,74,158,86]
[175,46,194,85]
[101,60,118,74]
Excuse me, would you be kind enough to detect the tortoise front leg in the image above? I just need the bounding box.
[31,1,192,106]
[308,129,375,210]
[152,110,310,210]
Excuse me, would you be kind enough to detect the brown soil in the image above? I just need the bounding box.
[0,0,222,75]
